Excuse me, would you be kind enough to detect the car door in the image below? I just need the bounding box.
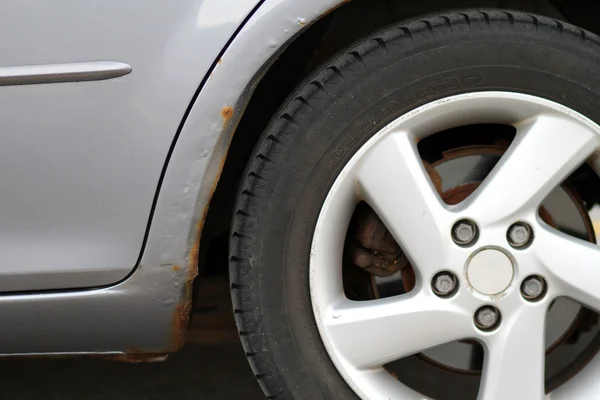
[0,0,259,291]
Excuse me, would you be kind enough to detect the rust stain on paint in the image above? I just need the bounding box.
[221,106,234,122]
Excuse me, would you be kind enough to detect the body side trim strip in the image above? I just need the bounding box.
[0,61,132,86]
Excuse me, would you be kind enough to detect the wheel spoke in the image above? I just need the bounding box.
[324,294,472,369]
[478,306,546,400]
[536,226,600,312]
[463,114,598,226]
[356,131,449,275]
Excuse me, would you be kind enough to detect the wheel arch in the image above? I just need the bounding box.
[141,0,351,308]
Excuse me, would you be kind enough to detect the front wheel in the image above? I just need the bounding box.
[230,9,600,400]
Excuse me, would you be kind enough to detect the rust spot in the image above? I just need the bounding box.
[221,106,235,129]
[167,204,208,351]
[221,106,234,120]
[167,148,229,351]
[168,255,199,350]
[173,265,181,272]
[218,58,223,64]
[170,303,192,351]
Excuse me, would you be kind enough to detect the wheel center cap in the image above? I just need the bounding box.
[467,249,514,295]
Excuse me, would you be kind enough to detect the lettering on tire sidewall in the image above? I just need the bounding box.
[404,74,484,103]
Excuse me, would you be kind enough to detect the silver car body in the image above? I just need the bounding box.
[0,0,344,355]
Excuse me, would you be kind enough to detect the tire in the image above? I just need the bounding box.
[229,9,600,399]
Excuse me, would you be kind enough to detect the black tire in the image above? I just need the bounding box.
[230,9,600,399]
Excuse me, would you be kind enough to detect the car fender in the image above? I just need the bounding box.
[134,0,349,353]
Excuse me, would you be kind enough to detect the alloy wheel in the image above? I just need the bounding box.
[310,91,600,399]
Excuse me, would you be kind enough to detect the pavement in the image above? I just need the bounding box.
[0,343,264,400]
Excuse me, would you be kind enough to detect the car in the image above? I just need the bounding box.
[4,0,600,399]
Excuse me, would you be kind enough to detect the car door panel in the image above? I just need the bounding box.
[0,0,259,291]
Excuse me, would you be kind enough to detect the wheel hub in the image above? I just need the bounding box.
[466,248,514,295]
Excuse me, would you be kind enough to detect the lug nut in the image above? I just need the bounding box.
[521,275,546,301]
[507,222,533,248]
[452,219,478,246]
[474,306,501,331]
[432,271,458,297]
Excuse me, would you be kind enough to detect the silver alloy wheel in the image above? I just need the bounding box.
[310,92,600,399]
